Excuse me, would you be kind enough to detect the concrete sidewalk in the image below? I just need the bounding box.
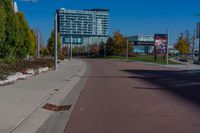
[162,58,200,71]
[0,59,87,133]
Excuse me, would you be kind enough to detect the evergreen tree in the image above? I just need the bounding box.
[1,0,18,63]
[0,0,36,63]
[47,30,61,57]
[0,5,6,45]
[16,13,36,58]
[105,37,115,56]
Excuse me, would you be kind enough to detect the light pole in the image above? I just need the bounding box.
[126,39,129,61]
[54,12,58,70]
[198,22,200,61]
[70,35,72,60]
[77,44,79,58]
[68,43,70,59]
[166,30,169,65]
[87,37,89,57]
[60,37,62,58]
[194,14,200,61]
[37,31,40,58]
[104,43,106,58]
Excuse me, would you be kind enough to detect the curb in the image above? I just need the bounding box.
[11,60,88,133]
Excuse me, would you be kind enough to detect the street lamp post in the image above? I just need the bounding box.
[70,35,72,60]
[60,37,62,57]
[196,22,200,61]
[77,44,79,58]
[166,30,169,65]
[37,31,40,58]
[126,39,129,61]
[87,37,89,57]
[194,14,200,61]
[54,12,58,70]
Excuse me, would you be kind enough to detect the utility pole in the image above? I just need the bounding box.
[126,39,129,61]
[54,12,58,70]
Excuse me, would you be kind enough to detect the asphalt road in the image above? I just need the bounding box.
[64,59,200,133]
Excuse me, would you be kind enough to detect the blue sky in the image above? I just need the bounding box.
[17,0,200,45]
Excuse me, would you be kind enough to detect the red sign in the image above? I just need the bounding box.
[154,34,168,55]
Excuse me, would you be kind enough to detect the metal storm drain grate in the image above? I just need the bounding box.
[42,103,72,112]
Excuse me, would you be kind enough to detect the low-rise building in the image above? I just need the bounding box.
[128,35,154,54]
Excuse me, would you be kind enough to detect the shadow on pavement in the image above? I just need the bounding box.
[123,69,200,106]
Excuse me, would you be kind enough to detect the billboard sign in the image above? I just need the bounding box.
[154,34,168,55]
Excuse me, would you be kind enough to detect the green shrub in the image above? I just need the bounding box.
[0,58,54,80]
[0,64,15,80]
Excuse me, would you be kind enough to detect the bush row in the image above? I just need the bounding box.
[0,58,54,80]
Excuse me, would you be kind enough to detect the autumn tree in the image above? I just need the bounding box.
[175,32,190,54]
[103,31,133,56]
[113,31,126,54]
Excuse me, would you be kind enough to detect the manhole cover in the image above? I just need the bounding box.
[42,103,72,112]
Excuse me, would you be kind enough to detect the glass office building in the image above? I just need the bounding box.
[57,8,109,46]
[128,35,154,54]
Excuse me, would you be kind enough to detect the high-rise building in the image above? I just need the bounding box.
[57,8,110,46]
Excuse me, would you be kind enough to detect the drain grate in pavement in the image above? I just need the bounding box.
[42,103,72,112]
